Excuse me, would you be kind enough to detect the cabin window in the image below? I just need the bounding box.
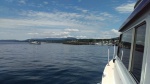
[131,24,146,82]
[120,29,133,69]
[117,34,122,58]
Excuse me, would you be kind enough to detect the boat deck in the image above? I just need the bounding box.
[101,60,123,84]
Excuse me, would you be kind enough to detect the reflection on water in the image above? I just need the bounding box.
[0,43,114,84]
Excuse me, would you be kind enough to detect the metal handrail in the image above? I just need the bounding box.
[113,44,116,59]
[107,44,117,65]
[107,47,110,66]
[121,50,124,60]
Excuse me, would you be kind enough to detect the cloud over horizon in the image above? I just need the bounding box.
[0,0,135,40]
[115,2,135,13]
[0,10,119,39]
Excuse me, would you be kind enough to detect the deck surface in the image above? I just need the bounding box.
[101,60,122,84]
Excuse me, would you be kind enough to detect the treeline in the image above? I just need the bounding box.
[0,37,119,43]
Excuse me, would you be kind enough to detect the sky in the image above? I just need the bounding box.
[0,0,136,40]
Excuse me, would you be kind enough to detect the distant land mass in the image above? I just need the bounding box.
[0,40,27,42]
[0,37,77,43]
[27,37,77,43]
[0,37,119,45]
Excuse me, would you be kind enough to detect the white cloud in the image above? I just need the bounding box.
[76,35,87,39]
[51,32,70,38]
[100,12,113,18]
[74,7,88,13]
[115,2,135,13]
[111,29,120,35]
[43,1,48,5]
[28,33,39,35]
[26,31,71,38]
[99,29,120,39]
[42,31,71,38]
[0,10,119,39]
[0,11,115,29]
[85,15,105,21]
[18,0,26,4]
[64,28,79,32]
[0,18,83,29]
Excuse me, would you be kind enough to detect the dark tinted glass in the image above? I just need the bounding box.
[121,29,133,69]
[131,24,146,82]
[117,34,122,58]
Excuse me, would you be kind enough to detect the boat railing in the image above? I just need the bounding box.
[107,46,110,66]
[121,50,124,60]
[107,44,116,65]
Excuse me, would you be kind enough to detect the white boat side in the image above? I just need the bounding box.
[101,57,137,84]
[101,0,150,84]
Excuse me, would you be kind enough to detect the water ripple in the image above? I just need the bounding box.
[0,43,114,84]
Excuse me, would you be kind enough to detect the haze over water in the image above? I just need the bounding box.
[0,43,114,84]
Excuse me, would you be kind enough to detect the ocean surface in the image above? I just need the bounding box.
[0,42,114,84]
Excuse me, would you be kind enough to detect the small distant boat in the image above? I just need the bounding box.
[29,41,41,45]
[94,42,102,45]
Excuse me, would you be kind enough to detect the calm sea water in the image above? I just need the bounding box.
[0,42,114,84]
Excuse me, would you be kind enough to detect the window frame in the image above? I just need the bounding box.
[117,28,134,69]
[117,34,122,58]
[117,21,147,83]
[129,22,146,83]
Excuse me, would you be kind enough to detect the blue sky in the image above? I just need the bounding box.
[0,0,136,40]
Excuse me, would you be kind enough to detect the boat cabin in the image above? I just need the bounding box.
[101,0,150,84]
